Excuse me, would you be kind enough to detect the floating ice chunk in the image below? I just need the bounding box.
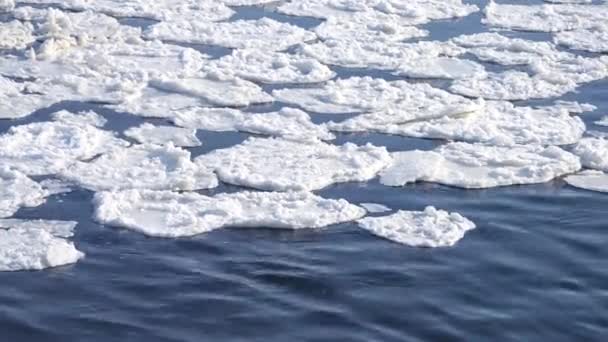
[51,110,107,127]
[572,138,608,172]
[220,0,276,5]
[555,24,608,53]
[278,0,478,21]
[339,101,585,146]
[315,12,428,43]
[0,21,35,50]
[174,107,335,141]
[0,0,14,12]
[553,100,596,114]
[93,189,366,237]
[301,39,464,70]
[0,168,48,218]
[0,119,129,176]
[39,178,74,196]
[196,137,391,191]
[0,219,83,271]
[61,144,218,191]
[124,123,201,147]
[203,49,335,84]
[380,142,581,189]
[394,57,486,80]
[450,70,577,100]
[358,207,476,248]
[19,0,234,22]
[149,75,273,107]
[145,18,316,51]
[565,170,608,193]
[595,116,608,127]
[360,203,391,213]
[273,76,476,115]
[483,2,608,32]
[108,87,203,119]
[0,76,57,119]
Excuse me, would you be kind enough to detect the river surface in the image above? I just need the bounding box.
[1,1,608,341]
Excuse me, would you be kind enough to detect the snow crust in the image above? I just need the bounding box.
[358,207,476,247]
[94,189,366,237]
[380,142,581,189]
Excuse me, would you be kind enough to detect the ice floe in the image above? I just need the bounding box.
[203,49,335,84]
[483,2,608,32]
[0,0,14,12]
[60,143,217,192]
[174,107,335,141]
[0,168,48,218]
[554,23,608,53]
[124,123,201,147]
[358,206,476,247]
[595,116,608,127]
[380,142,581,189]
[94,189,366,237]
[572,138,608,172]
[0,118,128,176]
[51,110,108,127]
[565,170,608,193]
[0,76,57,119]
[145,18,316,51]
[360,203,391,213]
[0,219,83,271]
[195,137,391,191]
[329,100,585,146]
[273,76,479,115]
[0,21,35,50]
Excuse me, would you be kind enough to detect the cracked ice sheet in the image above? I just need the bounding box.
[203,49,335,84]
[17,0,234,22]
[380,142,581,189]
[358,207,476,248]
[124,123,201,147]
[565,170,608,193]
[301,39,465,71]
[0,21,35,50]
[60,144,218,192]
[144,18,316,52]
[0,116,129,176]
[278,0,478,21]
[0,168,48,218]
[273,77,479,115]
[94,189,366,238]
[572,138,608,172]
[195,137,392,192]
[174,107,335,141]
[483,2,608,32]
[329,101,585,146]
[0,219,83,272]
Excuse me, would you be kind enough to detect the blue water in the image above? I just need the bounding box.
[2,1,608,341]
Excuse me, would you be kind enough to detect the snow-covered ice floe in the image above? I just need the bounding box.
[273,76,481,115]
[195,137,392,191]
[360,203,392,214]
[0,20,35,50]
[0,115,128,176]
[60,144,218,192]
[173,107,335,141]
[572,138,608,172]
[94,189,366,238]
[0,219,83,272]
[124,123,201,147]
[380,142,581,189]
[565,170,608,193]
[358,207,476,248]
[145,18,316,51]
[0,168,48,218]
[329,101,586,147]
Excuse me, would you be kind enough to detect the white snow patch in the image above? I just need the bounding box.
[124,123,201,147]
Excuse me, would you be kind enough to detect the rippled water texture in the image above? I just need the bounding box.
[1,1,608,341]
